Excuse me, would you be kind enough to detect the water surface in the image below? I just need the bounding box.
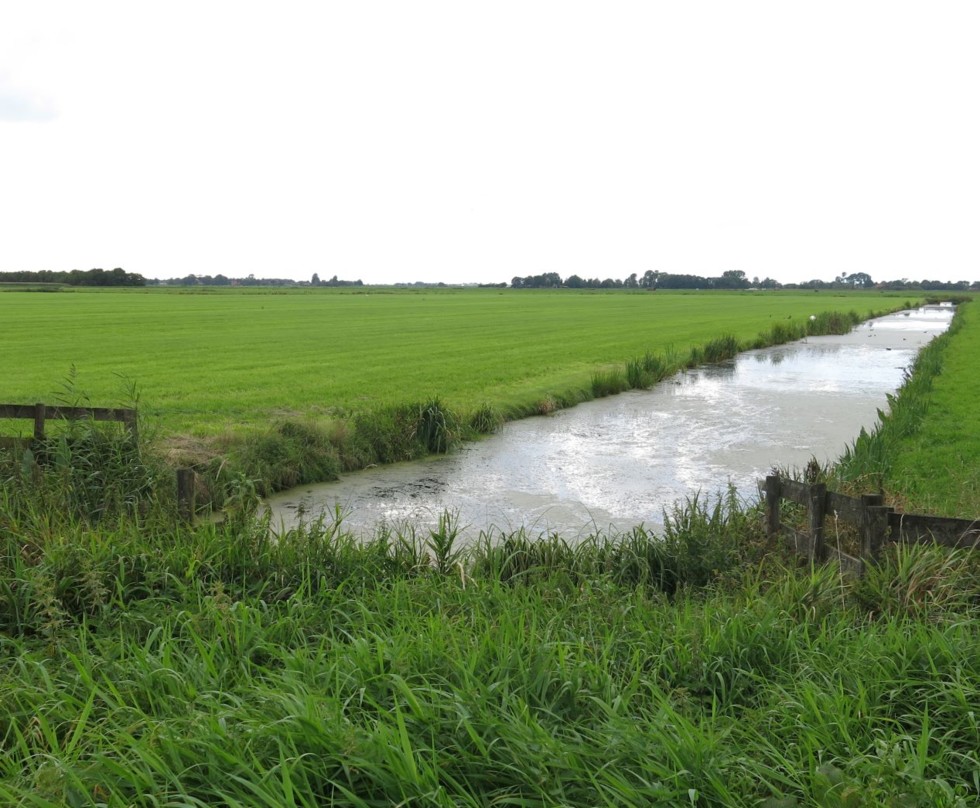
[266,306,953,539]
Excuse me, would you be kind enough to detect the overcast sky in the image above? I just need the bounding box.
[2,2,977,285]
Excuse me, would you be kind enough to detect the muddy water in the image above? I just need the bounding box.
[266,306,954,539]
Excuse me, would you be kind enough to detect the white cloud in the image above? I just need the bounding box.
[0,77,56,122]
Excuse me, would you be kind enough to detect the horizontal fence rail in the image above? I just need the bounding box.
[0,402,138,447]
[1,403,200,524]
[0,404,196,523]
[762,474,980,576]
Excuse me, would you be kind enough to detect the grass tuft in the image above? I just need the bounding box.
[591,368,629,397]
[467,402,503,434]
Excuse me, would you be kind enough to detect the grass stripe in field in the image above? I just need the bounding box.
[1,286,900,436]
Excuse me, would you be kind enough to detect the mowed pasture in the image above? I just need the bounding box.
[0,286,907,440]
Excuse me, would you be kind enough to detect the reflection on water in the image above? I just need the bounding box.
[266,306,953,540]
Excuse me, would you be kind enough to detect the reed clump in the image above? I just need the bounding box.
[697,334,741,365]
[752,309,863,350]
[467,402,503,434]
[590,368,630,398]
[625,350,675,389]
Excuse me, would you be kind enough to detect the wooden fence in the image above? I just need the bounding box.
[1,403,199,523]
[0,402,138,447]
[762,474,980,575]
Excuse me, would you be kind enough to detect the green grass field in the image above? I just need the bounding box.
[1,286,904,439]
[3,289,980,805]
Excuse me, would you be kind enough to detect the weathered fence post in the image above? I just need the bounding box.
[33,402,46,443]
[808,483,827,562]
[177,468,196,524]
[765,475,781,540]
[863,503,893,560]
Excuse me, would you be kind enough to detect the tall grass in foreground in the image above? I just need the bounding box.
[2,442,979,807]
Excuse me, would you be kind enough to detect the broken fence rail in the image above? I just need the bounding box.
[762,474,980,576]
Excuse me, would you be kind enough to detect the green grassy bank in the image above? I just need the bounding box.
[0,287,911,497]
[836,298,980,518]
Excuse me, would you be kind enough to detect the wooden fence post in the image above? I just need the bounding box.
[765,475,781,541]
[177,468,196,524]
[33,402,46,443]
[808,482,827,563]
[862,505,895,558]
[863,504,893,560]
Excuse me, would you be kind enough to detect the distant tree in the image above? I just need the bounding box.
[58,267,147,287]
[846,272,874,289]
[640,270,661,289]
[715,269,749,289]
[624,272,639,289]
[657,273,707,289]
[512,272,562,289]
[564,274,585,288]
[311,273,320,286]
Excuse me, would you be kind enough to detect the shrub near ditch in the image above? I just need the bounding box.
[348,399,461,467]
[232,419,342,495]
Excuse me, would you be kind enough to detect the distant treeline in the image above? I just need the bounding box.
[148,273,363,287]
[512,270,771,290]
[0,268,146,286]
[511,269,979,292]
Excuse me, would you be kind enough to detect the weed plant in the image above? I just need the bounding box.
[416,399,461,454]
[625,351,667,389]
[1,424,163,533]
